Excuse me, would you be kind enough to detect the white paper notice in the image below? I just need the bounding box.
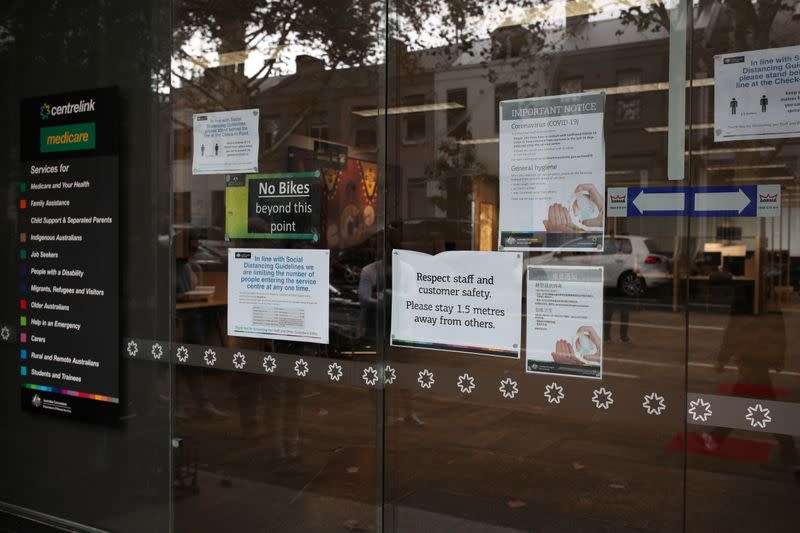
[499,92,605,252]
[227,248,329,344]
[714,46,800,142]
[390,250,522,358]
[193,109,260,174]
[526,265,603,379]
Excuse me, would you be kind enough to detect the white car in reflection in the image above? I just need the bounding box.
[530,235,671,296]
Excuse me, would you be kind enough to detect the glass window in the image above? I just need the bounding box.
[3,1,800,532]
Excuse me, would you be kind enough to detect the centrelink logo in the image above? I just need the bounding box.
[40,99,96,120]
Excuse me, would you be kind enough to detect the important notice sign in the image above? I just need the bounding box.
[19,87,120,423]
[390,250,522,358]
[498,92,606,252]
[225,172,321,241]
[526,265,604,379]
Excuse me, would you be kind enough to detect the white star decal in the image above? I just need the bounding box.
[417,369,435,389]
[0,326,10,341]
[203,348,217,366]
[328,362,343,382]
[176,345,189,363]
[642,393,666,416]
[591,387,614,410]
[232,352,246,369]
[262,355,277,373]
[457,373,476,394]
[688,398,712,422]
[151,343,163,360]
[362,366,379,386]
[745,403,772,429]
[544,382,565,404]
[127,340,138,357]
[383,365,397,385]
[499,378,519,399]
[294,358,309,377]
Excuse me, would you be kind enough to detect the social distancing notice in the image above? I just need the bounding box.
[227,248,329,344]
[192,108,259,174]
[714,45,800,142]
[391,250,522,358]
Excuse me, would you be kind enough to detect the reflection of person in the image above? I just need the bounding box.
[231,337,304,458]
[543,184,603,232]
[760,95,768,112]
[358,259,381,338]
[604,284,631,343]
[201,143,205,156]
[702,284,797,468]
[175,236,228,419]
[214,142,219,156]
[730,97,738,115]
[365,230,424,426]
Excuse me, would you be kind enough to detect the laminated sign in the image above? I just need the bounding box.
[390,250,522,358]
[193,109,260,174]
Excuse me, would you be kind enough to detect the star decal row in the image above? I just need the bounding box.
[125,342,776,418]
[688,397,774,429]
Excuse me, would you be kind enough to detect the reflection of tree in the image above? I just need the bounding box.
[171,1,573,145]
[619,0,791,51]
[424,139,488,214]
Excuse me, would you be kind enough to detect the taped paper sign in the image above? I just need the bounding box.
[193,109,259,174]
[390,250,522,358]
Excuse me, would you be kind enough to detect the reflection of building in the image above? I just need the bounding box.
[174,6,800,288]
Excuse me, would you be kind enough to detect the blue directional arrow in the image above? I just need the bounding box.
[627,186,690,217]
[691,186,757,217]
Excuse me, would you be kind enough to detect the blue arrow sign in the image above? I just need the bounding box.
[691,186,756,217]
[608,184,781,218]
[627,186,690,217]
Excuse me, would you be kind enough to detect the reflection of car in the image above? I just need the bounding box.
[532,235,671,296]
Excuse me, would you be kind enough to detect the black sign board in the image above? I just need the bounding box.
[226,172,321,242]
[18,87,120,423]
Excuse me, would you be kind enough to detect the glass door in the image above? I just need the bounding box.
[383,1,689,530]
[685,2,800,531]
[170,1,387,531]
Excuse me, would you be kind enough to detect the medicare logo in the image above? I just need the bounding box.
[40,122,96,153]
[40,99,96,120]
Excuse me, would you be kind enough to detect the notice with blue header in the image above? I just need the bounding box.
[714,45,800,142]
[498,92,605,252]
